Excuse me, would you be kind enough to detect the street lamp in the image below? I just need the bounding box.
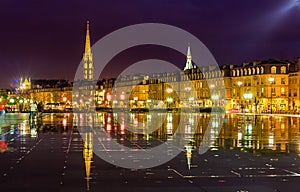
[237,81,243,111]
[166,97,173,109]
[269,77,274,114]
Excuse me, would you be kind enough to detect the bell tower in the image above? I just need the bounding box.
[83,21,94,80]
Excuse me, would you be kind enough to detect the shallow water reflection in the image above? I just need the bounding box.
[84,113,300,155]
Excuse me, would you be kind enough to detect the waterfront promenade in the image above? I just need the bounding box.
[0,112,300,191]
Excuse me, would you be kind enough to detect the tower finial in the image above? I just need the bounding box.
[85,20,91,53]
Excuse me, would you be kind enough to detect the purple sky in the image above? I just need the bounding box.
[0,0,300,88]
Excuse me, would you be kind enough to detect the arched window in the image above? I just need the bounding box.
[257,67,260,74]
[248,68,251,75]
[252,68,255,75]
[280,66,286,74]
[261,67,264,74]
[237,70,239,76]
[244,69,247,75]
[232,70,236,76]
[271,66,277,74]
[240,69,243,76]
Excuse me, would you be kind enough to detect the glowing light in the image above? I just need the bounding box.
[120,124,125,134]
[211,95,219,100]
[269,135,274,148]
[167,123,173,134]
[166,97,173,103]
[62,97,67,102]
[63,118,67,127]
[107,94,111,101]
[185,87,191,92]
[106,124,111,131]
[166,88,173,93]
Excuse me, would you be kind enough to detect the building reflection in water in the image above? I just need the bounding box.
[83,132,93,191]
[106,113,300,167]
[72,112,300,183]
[74,113,95,191]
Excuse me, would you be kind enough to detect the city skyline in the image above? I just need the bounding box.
[1,0,300,89]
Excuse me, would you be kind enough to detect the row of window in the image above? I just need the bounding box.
[232,66,287,76]
[234,78,287,86]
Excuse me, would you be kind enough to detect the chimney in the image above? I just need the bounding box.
[296,57,300,71]
[253,60,258,66]
[243,62,249,67]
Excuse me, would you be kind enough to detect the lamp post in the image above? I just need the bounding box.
[269,77,274,114]
[237,81,243,111]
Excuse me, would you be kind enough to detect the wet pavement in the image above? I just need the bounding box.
[0,113,300,191]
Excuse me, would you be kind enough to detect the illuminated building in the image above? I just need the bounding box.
[73,21,96,111]
[229,59,297,112]
[112,45,299,113]
[288,58,300,112]
[83,21,94,81]
[19,77,31,91]
[18,22,300,113]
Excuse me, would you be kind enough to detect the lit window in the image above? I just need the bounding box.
[280,66,286,74]
[271,87,275,95]
[261,67,264,74]
[252,68,255,75]
[281,78,285,84]
[244,69,247,75]
[257,67,260,74]
[281,87,285,95]
[248,68,251,75]
[271,66,276,74]
[232,70,236,76]
[237,70,239,76]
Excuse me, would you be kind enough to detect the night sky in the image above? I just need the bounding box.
[0,0,300,88]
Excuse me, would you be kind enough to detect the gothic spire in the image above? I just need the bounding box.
[85,21,91,54]
[184,45,194,70]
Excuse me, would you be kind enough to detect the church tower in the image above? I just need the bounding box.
[83,21,94,80]
[184,45,194,70]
